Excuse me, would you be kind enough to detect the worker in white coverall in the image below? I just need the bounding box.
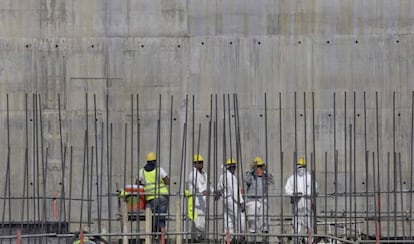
[185,154,213,240]
[216,158,246,241]
[284,157,318,241]
[244,156,273,234]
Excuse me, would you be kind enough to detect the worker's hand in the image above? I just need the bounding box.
[214,191,221,201]
[240,202,246,212]
[202,190,208,196]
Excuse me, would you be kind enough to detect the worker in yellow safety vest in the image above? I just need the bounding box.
[138,151,170,235]
[185,154,213,241]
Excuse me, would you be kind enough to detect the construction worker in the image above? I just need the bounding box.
[284,157,318,241]
[138,151,170,238]
[216,158,246,241]
[185,153,213,240]
[244,156,273,234]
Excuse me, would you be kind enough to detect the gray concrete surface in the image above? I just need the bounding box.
[0,0,413,240]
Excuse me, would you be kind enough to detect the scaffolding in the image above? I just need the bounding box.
[0,92,413,243]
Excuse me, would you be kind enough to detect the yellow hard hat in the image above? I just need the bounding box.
[193,154,204,163]
[253,157,265,166]
[225,158,236,165]
[146,152,157,162]
[297,157,306,166]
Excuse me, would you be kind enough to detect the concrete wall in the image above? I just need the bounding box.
[0,0,413,237]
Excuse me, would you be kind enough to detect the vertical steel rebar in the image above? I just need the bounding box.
[108,123,113,241]
[371,152,378,242]
[135,94,141,236]
[264,93,269,242]
[386,151,391,238]
[213,94,218,242]
[410,91,414,239]
[79,131,87,230]
[38,94,46,241]
[375,92,382,240]
[89,145,94,232]
[398,153,405,238]
[178,95,188,242]
[57,94,66,237]
[105,93,112,243]
[353,92,357,237]
[333,92,338,241]
[344,92,348,237]
[32,94,38,224]
[312,92,317,238]
[226,94,237,238]
[93,94,101,233]
[222,94,228,240]
[363,92,369,239]
[68,146,73,230]
[1,94,11,240]
[130,95,134,227]
[20,94,28,234]
[293,92,298,241]
[324,151,328,235]
[349,124,353,239]
[205,94,213,240]
[393,92,397,238]
[234,94,247,237]
[279,92,284,239]
[166,95,173,237]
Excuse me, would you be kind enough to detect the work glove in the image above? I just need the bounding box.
[214,191,222,201]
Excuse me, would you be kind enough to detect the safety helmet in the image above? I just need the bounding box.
[296,157,306,166]
[253,157,265,166]
[193,154,204,163]
[146,152,157,162]
[225,158,236,166]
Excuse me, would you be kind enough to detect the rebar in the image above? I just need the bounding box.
[0,92,413,243]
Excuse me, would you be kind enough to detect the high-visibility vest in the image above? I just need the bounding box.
[140,168,169,201]
[184,189,198,221]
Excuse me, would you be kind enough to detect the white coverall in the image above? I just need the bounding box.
[284,167,318,234]
[186,167,212,232]
[244,171,273,233]
[217,168,246,235]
